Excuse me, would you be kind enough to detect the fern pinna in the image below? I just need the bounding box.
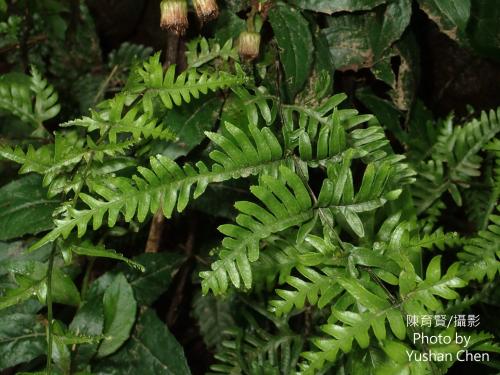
[0,35,499,375]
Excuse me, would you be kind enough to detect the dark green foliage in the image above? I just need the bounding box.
[0,0,498,374]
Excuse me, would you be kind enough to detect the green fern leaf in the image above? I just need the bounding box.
[186,37,238,68]
[127,53,247,113]
[63,94,176,142]
[412,108,500,214]
[200,166,314,295]
[68,240,145,271]
[201,159,403,295]
[0,67,60,129]
[459,205,500,281]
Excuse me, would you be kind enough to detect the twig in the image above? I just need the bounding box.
[46,243,56,374]
[144,27,183,253]
[163,30,180,68]
[81,257,96,299]
[166,218,196,326]
[93,64,119,105]
[145,209,166,253]
[0,34,47,55]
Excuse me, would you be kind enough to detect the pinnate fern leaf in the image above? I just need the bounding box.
[186,37,238,68]
[0,66,60,128]
[201,158,404,295]
[412,108,500,214]
[127,53,246,113]
[63,94,175,142]
[459,205,500,282]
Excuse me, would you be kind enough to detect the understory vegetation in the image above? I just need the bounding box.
[0,0,499,374]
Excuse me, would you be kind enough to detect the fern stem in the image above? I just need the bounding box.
[93,64,119,105]
[81,257,96,300]
[46,243,56,374]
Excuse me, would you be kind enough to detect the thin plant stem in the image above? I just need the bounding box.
[46,243,56,374]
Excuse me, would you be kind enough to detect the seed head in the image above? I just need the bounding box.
[160,0,189,35]
[238,31,261,61]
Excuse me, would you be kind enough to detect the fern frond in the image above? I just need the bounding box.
[304,307,406,371]
[412,108,500,214]
[192,293,235,349]
[0,67,60,128]
[0,132,133,196]
[465,139,500,230]
[68,240,145,271]
[379,219,460,255]
[127,53,246,113]
[486,138,500,188]
[201,159,403,295]
[269,237,410,318]
[445,282,495,314]
[108,42,153,68]
[28,121,286,250]
[209,323,302,375]
[200,166,315,295]
[270,266,345,316]
[63,94,176,142]
[231,86,277,126]
[252,235,340,290]
[29,67,61,123]
[186,37,238,68]
[31,106,392,251]
[303,257,465,373]
[400,256,466,314]
[458,205,500,282]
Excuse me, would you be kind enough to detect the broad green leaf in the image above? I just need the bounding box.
[392,31,420,111]
[118,252,185,306]
[291,0,387,14]
[0,312,46,369]
[321,0,411,70]
[269,2,313,98]
[314,31,335,76]
[373,57,397,87]
[214,10,246,45]
[51,321,71,374]
[468,0,500,59]
[417,0,470,42]
[0,260,79,309]
[52,267,81,306]
[0,175,59,241]
[376,0,412,53]
[69,292,104,369]
[356,89,407,143]
[97,274,137,357]
[0,241,51,276]
[160,96,223,159]
[222,0,250,13]
[93,309,191,375]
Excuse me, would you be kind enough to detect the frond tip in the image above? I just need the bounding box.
[126,53,246,113]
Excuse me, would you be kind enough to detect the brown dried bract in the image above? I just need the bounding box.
[238,31,261,61]
[160,0,188,35]
[194,0,219,23]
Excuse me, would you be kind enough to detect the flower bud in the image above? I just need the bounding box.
[193,0,219,23]
[160,0,188,35]
[238,31,261,61]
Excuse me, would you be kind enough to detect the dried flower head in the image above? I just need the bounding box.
[193,0,219,23]
[238,31,261,61]
[160,0,188,35]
